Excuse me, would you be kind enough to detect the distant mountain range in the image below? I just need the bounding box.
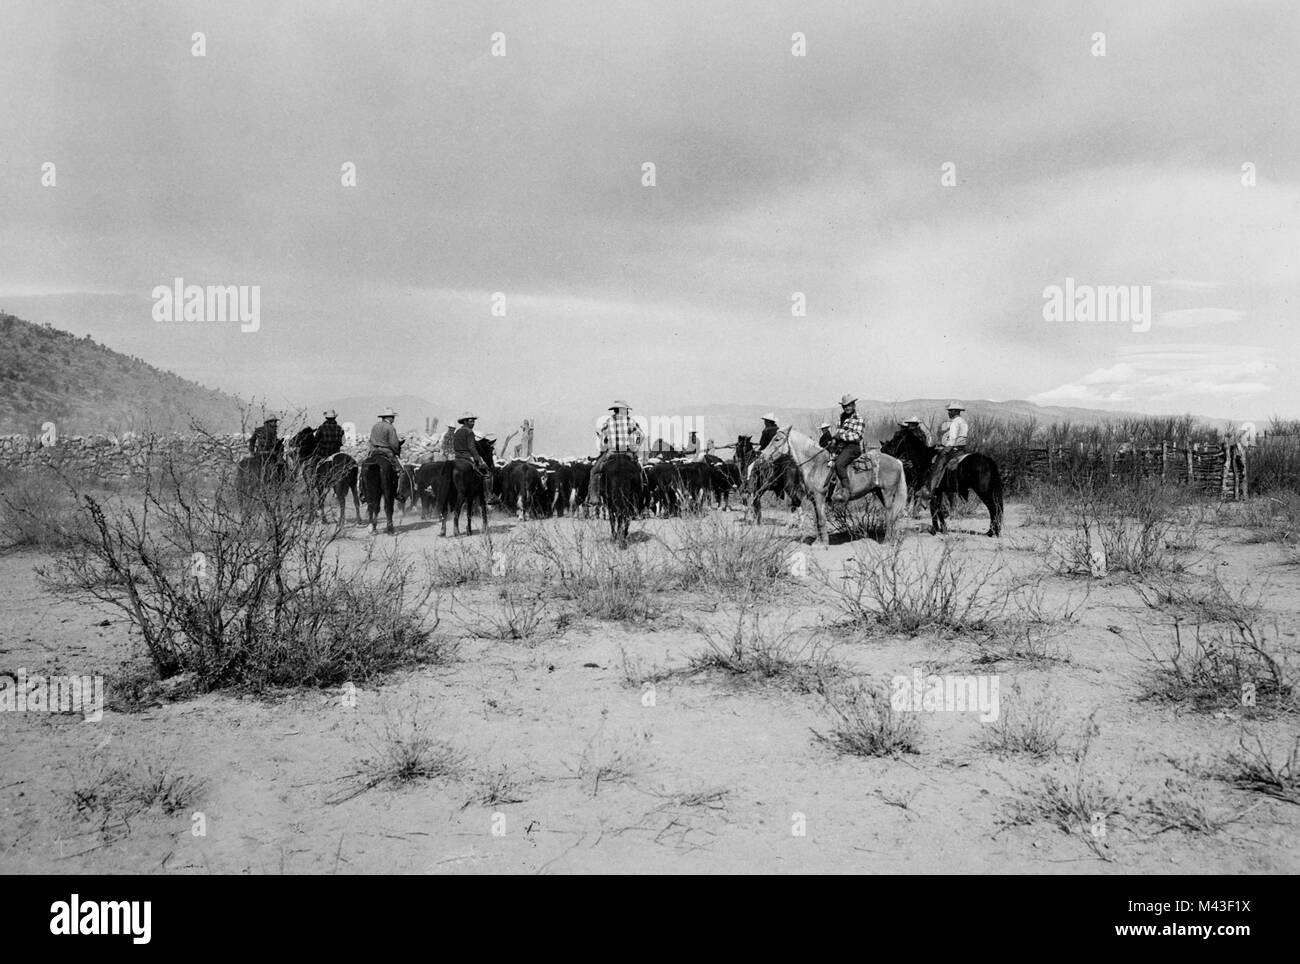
[0,313,1260,451]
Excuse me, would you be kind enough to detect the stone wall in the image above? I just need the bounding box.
[0,430,453,484]
[0,433,248,484]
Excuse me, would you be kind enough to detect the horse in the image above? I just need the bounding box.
[360,442,403,535]
[313,452,361,527]
[736,435,805,525]
[288,427,360,527]
[436,438,495,536]
[756,427,907,544]
[881,426,1004,537]
[235,441,287,517]
[603,453,644,548]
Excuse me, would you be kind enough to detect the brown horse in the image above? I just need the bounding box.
[361,447,402,535]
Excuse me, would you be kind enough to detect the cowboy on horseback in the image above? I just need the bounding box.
[818,422,833,449]
[588,400,644,505]
[901,415,933,447]
[368,407,406,496]
[828,394,864,502]
[454,411,491,476]
[759,413,780,451]
[925,402,968,496]
[249,415,280,457]
[315,409,346,461]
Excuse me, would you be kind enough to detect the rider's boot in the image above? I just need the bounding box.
[830,471,852,503]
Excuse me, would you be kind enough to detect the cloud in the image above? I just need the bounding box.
[1030,344,1275,409]
[1157,308,1246,328]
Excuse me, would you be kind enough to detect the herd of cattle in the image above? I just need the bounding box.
[405,442,797,527]
[270,425,808,537]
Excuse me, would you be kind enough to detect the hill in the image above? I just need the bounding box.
[0,313,246,435]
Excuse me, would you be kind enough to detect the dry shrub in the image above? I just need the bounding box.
[980,684,1065,758]
[331,705,467,804]
[824,538,1010,636]
[40,453,449,693]
[0,467,92,551]
[67,751,203,840]
[690,604,840,694]
[523,522,661,622]
[661,514,792,595]
[1223,730,1300,805]
[1042,482,1189,577]
[1138,616,1293,713]
[813,681,921,758]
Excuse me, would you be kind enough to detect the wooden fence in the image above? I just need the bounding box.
[1007,440,1249,497]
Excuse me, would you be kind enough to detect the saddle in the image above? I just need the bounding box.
[941,451,971,474]
[848,448,883,490]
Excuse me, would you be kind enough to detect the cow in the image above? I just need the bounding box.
[500,459,548,520]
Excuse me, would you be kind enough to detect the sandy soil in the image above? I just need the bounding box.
[1,499,1297,874]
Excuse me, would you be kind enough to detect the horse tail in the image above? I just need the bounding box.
[987,457,1004,517]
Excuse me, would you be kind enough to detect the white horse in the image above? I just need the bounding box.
[755,427,908,543]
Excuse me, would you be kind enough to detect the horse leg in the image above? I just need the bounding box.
[811,492,829,545]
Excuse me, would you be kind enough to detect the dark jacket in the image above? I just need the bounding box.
[453,425,483,465]
[315,419,345,457]
[758,424,778,450]
[250,424,278,456]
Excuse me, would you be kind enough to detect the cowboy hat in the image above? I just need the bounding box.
[377,407,397,418]
[903,415,920,424]
[819,421,831,429]
[322,409,337,419]
[458,411,477,423]
[945,401,965,411]
[762,412,777,422]
[839,394,858,406]
[610,399,631,410]
[264,415,279,423]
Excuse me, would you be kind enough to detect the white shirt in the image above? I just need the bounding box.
[939,416,968,447]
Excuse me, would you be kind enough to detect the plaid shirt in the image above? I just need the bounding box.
[598,412,644,453]
[315,419,345,456]
[835,413,864,444]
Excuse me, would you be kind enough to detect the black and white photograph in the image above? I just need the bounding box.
[0,0,1295,903]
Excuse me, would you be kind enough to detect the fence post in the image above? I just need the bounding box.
[1160,440,1167,482]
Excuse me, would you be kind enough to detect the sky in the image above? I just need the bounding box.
[1,0,1297,429]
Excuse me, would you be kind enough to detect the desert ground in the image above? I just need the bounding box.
[1,493,1297,875]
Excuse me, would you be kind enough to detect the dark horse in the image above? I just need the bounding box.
[235,441,287,517]
[603,453,644,548]
[882,427,1004,537]
[734,435,804,525]
[435,437,496,536]
[288,427,360,527]
[360,440,403,535]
